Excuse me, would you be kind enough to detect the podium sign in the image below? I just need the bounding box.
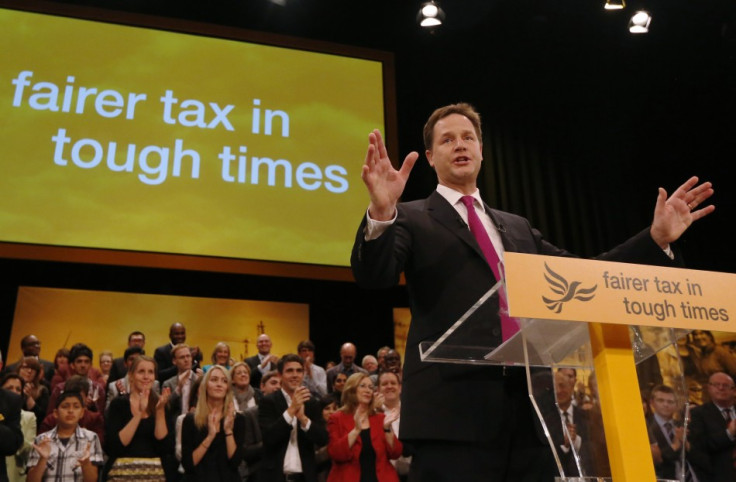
[504,252,736,332]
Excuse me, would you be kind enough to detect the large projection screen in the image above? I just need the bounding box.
[0,1,396,275]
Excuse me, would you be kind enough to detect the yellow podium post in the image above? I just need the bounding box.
[589,322,656,481]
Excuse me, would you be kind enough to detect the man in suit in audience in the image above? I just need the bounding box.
[109,331,145,383]
[3,334,56,384]
[163,343,200,416]
[543,370,594,477]
[258,354,327,482]
[325,342,367,391]
[351,102,714,481]
[690,371,736,482]
[154,322,186,383]
[246,334,279,390]
[0,383,24,482]
[648,384,705,481]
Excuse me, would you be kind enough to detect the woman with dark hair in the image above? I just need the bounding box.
[104,355,171,481]
[180,365,245,481]
[49,348,70,388]
[16,357,49,429]
[327,373,401,482]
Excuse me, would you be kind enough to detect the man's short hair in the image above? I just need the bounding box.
[423,103,483,151]
[56,390,84,408]
[64,375,90,394]
[69,343,93,363]
[261,370,280,386]
[277,354,304,374]
[123,346,145,361]
[128,331,145,342]
[650,384,676,400]
[171,343,190,360]
[297,340,315,352]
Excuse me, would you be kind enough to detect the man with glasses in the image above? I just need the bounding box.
[690,372,736,482]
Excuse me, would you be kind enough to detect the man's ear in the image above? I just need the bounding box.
[426,149,434,168]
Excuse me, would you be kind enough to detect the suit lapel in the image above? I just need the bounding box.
[426,191,489,263]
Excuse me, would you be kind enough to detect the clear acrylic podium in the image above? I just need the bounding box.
[419,280,690,482]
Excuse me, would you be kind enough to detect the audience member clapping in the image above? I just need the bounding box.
[181,365,245,481]
[231,362,257,412]
[104,356,170,481]
[16,357,49,430]
[1,373,37,482]
[203,343,232,373]
[327,373,401,482]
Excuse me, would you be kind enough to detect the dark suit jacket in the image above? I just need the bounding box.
[108,357,128,383]
[542,406,593,477]
[689,402,736,482]
[0,389,24,482]
[245,355,265,389]
[258,390,328,482]
[154,343,177,382]
[351,191,677,443]
[646,417,708,481]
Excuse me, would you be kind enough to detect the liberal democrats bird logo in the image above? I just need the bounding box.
[542,262,597,313]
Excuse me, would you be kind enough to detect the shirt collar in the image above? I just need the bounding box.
[436,185,484,211]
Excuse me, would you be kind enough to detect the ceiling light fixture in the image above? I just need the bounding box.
[629,11,652,33]
[604,0,626,10]
[418,1,445,28]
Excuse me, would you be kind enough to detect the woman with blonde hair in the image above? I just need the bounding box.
[104,355,171,481]
[327,373,401,482]
[202,343,232,373]
[181,365,245,481]
[230,362,257,411]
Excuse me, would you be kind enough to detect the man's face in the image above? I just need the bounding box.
[257,335,272,355]
[72,356,92,377]
[554,372,574,407]
[334,373,347,392]
[261,375,282,395]
[426,114,483,194]
[129,334,145,348]
[170,325,186,344]
[363,357,378,373]
[280,361,305,394]
[298,348,314,362]
[173,348,192,372]
[22,336,41,357]
[383,351,401,373]
[55,397,85,429]
[708,373,736,407]
[651,391,677,419]
[340,345,356,367]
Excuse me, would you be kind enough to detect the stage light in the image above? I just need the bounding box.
[604,0,626,10]
[629,11,651,33]
[418,1,445,28]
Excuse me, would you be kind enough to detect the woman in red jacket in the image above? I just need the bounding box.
[327,372,401,482]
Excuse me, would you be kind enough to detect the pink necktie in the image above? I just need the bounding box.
[460,196,519,341]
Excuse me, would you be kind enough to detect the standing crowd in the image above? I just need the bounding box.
[0,326,408,482]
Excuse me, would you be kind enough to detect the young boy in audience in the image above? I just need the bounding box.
[26,390,103,482]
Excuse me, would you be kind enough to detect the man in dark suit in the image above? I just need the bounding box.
[258,353,327,482]
[0,387,24,482]
[542,371,596,477]
[648,384,706,481]
[246,334,279,390]
[351,103,715,481]
[690,371,736,482]
[3,334,55,384]
[153,322,186,382]
[109,331,145,383]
